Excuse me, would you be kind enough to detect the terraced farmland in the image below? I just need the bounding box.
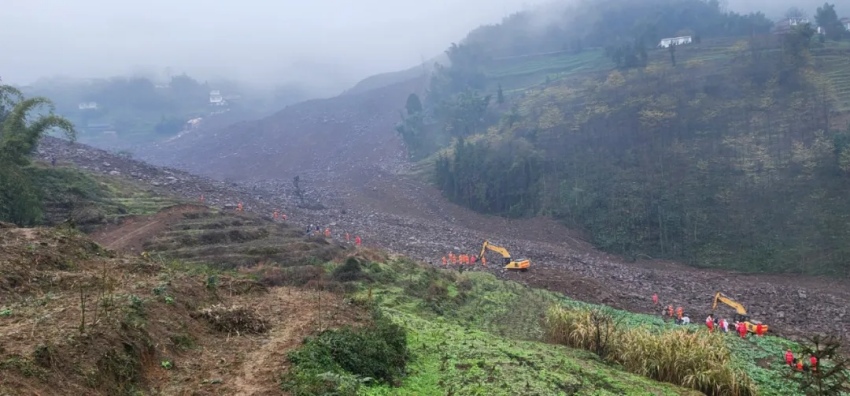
[814,42,850,113]
[483,49,608,92]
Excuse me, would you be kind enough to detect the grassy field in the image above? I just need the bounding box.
[484,49,609,92]
[480,38,850,112]
[813,42,850,113]
[328,258,805,395]
[31,164,182,227]
[366,311,696,396]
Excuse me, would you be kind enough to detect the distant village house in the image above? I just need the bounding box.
[657,36,692,48]
[788,17,809,26]
[209,90,226,106]
[842,17,850,31]
[773,17,810,34]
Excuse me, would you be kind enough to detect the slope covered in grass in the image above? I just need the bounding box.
[29,163,181,229]
[368,311,693,396]
[281,256,806,395]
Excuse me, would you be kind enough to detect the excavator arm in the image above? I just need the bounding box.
[711,292,768,333]
[712,292,747,315]
[479,241,512,264]
[478,241,530,271]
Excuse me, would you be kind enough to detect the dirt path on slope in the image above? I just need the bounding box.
[151,287,369,396]
[229,287,367,396]
[90,204,207,252]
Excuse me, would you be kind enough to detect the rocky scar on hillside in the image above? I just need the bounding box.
[35,137,850,342]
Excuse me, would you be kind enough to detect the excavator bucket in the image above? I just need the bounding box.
[744,322,769,334]
[505,259,530,271]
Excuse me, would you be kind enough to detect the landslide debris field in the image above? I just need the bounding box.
[38,117,850,344]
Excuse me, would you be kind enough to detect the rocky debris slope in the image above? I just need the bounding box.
[135,77,426,182]
[36,137,850,341]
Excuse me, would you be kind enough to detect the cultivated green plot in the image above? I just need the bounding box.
[290,257,810,395]
[365,311,698,396]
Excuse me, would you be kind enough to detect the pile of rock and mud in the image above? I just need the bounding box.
[35,137,850,341]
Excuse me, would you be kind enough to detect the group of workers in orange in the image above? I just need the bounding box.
[655,293,829,374]
[441,252,487,268]
[652,293,764,338]
[306,224,362,246]
[785,349,819,372]
[219,199,364,247]
[272,209,287,221]
[703,313,765,337]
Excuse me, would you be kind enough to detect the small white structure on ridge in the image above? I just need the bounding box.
[657,36,692,48]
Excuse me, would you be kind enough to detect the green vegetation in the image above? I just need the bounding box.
[546,306,757,395]
[393,0,850,276]
[0,78,184,227]
[281,255,816,395]
[27,164,179,230]
[283,310,408,395]
[816,42,850,112]
[0,82,75,225]
[434,36,850,275]
[815,3,850,42]
[793,335,850,395]
[1,81,173,227]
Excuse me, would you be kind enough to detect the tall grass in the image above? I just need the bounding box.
[545,306,757,396]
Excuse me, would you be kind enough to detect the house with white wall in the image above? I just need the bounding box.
[657,36,692,48]
[774,17,811,34]
[209,90,226,106]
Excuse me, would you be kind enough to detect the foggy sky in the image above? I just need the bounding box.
[1,0,546,90]
[1,0,844,92]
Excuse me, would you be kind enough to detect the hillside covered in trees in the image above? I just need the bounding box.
[396,0,850,275]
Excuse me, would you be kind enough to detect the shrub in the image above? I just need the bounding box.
[545,305,756,396]
[332,258,370,283]
[283,310,408,394]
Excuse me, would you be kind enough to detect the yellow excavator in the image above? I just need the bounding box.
[478,240,530,271]
[711,292,768,334]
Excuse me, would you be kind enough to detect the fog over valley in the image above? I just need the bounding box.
[2,0,549,92]
[3,0,841,94]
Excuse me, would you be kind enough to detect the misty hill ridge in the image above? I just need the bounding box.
[141,76,427,180]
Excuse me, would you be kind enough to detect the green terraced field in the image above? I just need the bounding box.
[483,49,609,92]
[479,38,850,115]
[814,42,850,112]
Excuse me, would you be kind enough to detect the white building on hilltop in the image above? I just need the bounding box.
[657,36,692,48]
[78,102,98,110]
